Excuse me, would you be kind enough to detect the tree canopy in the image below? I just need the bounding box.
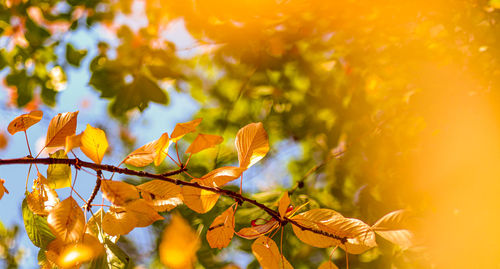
[1,1,500,269]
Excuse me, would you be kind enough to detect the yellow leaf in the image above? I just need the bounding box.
[182,179,220,213]
[251,236,293,269]
[318,261,338,269]
[47,150,71,189]
[7,110,43,135]
[47,197,85,243]
[170,118,203,143]
[123,133,170,167]
[137,180,183,211]
[101,180,140,206]
[45,238,65,267]
[45,111,78,148]
[102,206,137,236]
[207,206,235,249]
[86,208,119,243]
[372,209,415,248]
[64,133,82,154]
[125,199,164,227]
[278,192,291,218]
[237,219,280,240]
[27,173,59,215]
[291,209,342,248]
[81,124,108,164]
[330,218,376,254]
[58,233,104,268]
[160,214,200,269]
[142,191,183,212]
[0,178,9,200]
[185,133,223,154]
[235,122,269,169]
[198,166,245,187]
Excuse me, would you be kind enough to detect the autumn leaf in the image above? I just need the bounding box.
[27,173,59,215]
[237,219,280,240]
[198,166,245,187]
[47,150,71,189]
[102,206,137,236]
[235,122,269,169]
[45,238,65,267]
[123,133,170,167]
[154,133,171,166]
[160,214,200,269]
[318,261,338,269]
[142,191,183,212]
[47,196,85,243]
[64,132,82,154]
[251,236,293,269]
[101,180,140,206]
[86,208,119,243]
[81,124,108,164]
[170,118,202,143]
[45,111,78,148]
[207,206,235,249]
[58,233,104,268]
[372,209,415,248]
[278,192,291,218]
[0,178,9,200]
[291,208,342,248]
[22,198,56,249]
[182,179,220,213]
[185,133,223,154]
[125,199,164,227]
[137,180,183,211]
[7,110,43,135]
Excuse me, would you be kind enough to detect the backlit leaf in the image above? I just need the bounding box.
[318,261,338,269]
[278,192,291,218]
[207,206,235,249]
[137,180,183,211]
[125,199,164,227]
[59,233,104,268]
[159,214,200,269]
[47,196,85,243]
[45,238,65,267]
[102,206,137,236]
[0,178,8,200]
[251,236,293,269]
[142,191,183,212]
[47,150,71,189]
[123,133,170,167]
[198,166,244,187]
[7,110,43,135]
[291,209,342,248]
[101,180,140,206]
[372,209,415,248]
[237,219,279,240]
[154,133,171,166]
[64,132,82,154]
[81,124,108,164]
[185,133,223,154]
[170,118,202,143]
[27,173,60,215]
[86,208,119,243]
[45,111,78,147]
[104,239,131,268]
[22,198,56,248]
[235,122,269,169]
[182,179,220,213]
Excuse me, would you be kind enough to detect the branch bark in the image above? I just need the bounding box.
[0,157,348,243]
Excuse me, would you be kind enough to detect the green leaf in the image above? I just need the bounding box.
[88,252,109,269]
[66,43,87,67]
[22,198,56,248]
[47,150,72,189]
[105,239,133,269]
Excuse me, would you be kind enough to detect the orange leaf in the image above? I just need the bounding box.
[251,236,293,269]
[182,179,219,213]
[45,111,78,147]
[101,180,140,206]
[123,133,170,167]
[27,173,59,215]
[235,122,269,169]
[160,214,200,269]
[154,133,171,166]
[0,179,9,200]
[47,197,85,243]
[185,133,223,154]
[64,132,82,154]
[372,209,415,248]
[125,199,164,227]
[170,118,202,143]
[207,206,235,249]
[237,219,280,240]
[278,192,291,218]
[102,206,137,236]
[291,209,342,248]
[137,180,183,211]
[198,166,245,187]
[80,124,108,164]
[142,191,183,212]
[58,233,104,268]
[86,208,119,243]
[318,261,338,269]
[7,110,43,135]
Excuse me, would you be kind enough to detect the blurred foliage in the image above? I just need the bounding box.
[2,0,500,268]
[0,221,23,268]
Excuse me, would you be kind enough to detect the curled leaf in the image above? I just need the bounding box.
[101,180,140,206]
[0,179,9,200]
[207,206,235,249]
[45,111,78,148]
[142,191,183,212]
[81,124,108,164]
[64,132,82,154]
[278,192,291,218]
[160,214,200,269]
[47,196,85,243]
[170,118,202,143]
[27,173,59,215]
[137,180,183,211]
[251,236,293,269]
[372,209,415,248]
[123,133,170,167]
[237,219,280,240]
[182,179,219,214]
[7,110,43,135]
[185,133,223,154]
[235,122,269,169]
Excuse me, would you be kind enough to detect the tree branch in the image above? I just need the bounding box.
[0,157,348,243]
